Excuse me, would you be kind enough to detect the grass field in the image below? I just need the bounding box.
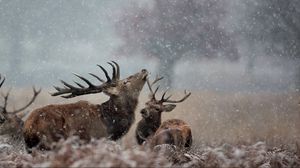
[1,88,300,167]
[9,88,300,146]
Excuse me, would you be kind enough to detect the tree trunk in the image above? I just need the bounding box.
[8,16,23,86]
[295,59,300,92]
[245,39,257,76]
[157,59,176,89]
[246,53,256,75]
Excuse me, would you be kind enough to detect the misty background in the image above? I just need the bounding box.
[0,0,299,92]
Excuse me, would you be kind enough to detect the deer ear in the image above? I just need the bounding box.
[104,87,120,96]
[163,104,176,112]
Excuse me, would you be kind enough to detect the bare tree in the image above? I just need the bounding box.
[115,0,239,87]
[238,0,300,78]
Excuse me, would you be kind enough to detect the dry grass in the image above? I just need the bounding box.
[4,88,300,146]
[0,137,299,167]
[1,88,300,167]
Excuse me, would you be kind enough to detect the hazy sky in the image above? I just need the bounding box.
[0,0,298,91]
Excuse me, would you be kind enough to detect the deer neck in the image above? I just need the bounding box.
[145,117,161,130]
[100,95,138,114]
[99,95,139,140]
[114,95,138,113]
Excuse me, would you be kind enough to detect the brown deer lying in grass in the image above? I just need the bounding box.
[23,62,148,150]
[0,74,41,151]
[136,76,192,149]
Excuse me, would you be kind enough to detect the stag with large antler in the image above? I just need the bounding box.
[0,74,41,151]
[135,76,192,149]
[23,62,148,150]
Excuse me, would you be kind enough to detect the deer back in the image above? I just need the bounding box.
[150,119,193,149]
[23,101,107,149]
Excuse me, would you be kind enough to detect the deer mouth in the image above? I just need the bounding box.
[142,74,148,80]
[141,69,148,80]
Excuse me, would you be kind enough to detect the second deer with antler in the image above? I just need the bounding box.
[0,74,41,152]
[23,62,148,150]
[136,76,192,149]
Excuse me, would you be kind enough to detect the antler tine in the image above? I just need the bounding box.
[97,64,111,82]
[111,61,120,80]
[164,94,173,102]
[73,73,95,87]
[88,73,105,83]
[146,78,154,97]
[73,81,85,88]
[154,85,160,95]
[107,62,117,81]
[151,75,163,86]
[161,90,191,104]
[10,87,41,114]
[1,88,11,114]
[160,88,170,102]
[60,80,77,89]
[0,75,5,88]
[147,75,163,100]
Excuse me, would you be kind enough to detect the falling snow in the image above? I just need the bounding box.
[0,0,300,167]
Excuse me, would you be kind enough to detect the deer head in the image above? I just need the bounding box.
[0,74,41,135]
[51,61,148,100]
[140,76,191,123]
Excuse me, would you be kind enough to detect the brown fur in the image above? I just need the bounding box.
[0,113,23,136]
[135,77,192,149]
[23,101,107,149]
[150,119,192,149]
[23,68,148,150]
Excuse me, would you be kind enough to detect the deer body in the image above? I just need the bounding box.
[150,119,192,149]
[23,62,148,150]
[23,101,107,149]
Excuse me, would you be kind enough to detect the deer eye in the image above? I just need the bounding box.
[123,80,129,85]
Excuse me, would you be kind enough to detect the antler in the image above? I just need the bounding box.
[146,75,163,100]
[10,87,41,114]
[146,75,191,104]
[160,90,191,104]
[51,61,120,98]
[1,87,41,114]
[0,74,5,88]
[0,88,10,114]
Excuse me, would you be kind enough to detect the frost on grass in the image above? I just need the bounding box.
[0,137,299,168]
[0,136,171,168]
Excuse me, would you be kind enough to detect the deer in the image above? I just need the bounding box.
[0,74,41,152]
[135,76,192,149]
[23,62,148,150]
